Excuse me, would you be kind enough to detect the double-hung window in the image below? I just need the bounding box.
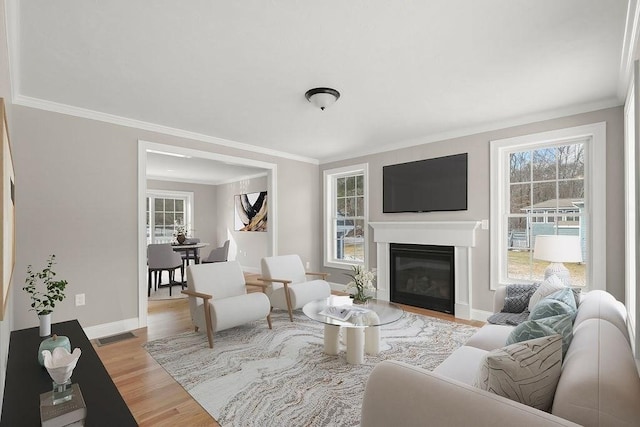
[324,164,368,269]
[490,123,606,290]
[146,190,194,244]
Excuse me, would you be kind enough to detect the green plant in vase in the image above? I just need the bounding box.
[23,254,68,337]
[345,265,376,304]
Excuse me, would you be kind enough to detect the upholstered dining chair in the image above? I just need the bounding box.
[259,254,331,322]
[182,261,272,348]
[147,243,184,297]
[202,240,230,263]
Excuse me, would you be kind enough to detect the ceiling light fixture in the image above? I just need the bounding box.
[305,87,340,111]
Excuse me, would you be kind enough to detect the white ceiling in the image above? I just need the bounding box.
[12,0,629,164]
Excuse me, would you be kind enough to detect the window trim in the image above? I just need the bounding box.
[323,163,369,270]
[489,122,606,290]
[146,189,194,244]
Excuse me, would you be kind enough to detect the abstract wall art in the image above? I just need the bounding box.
[234,191,267,232]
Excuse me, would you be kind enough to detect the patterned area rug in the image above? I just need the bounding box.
[144,310,478,426]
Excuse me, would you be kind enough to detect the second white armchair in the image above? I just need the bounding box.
[259,254,331,321]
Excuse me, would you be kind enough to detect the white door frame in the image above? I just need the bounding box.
[137,140,278,328]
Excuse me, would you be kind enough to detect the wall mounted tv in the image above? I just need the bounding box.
[383,153,468,213]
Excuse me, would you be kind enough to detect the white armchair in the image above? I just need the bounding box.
[182,261,272,348]
[259,254,331,322]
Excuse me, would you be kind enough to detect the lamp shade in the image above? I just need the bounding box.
[533,235,583,263]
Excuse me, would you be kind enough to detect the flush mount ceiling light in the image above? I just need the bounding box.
[305,87,340,111]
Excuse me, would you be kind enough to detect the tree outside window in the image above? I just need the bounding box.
[507,143,586,285]
[146,191,193,244]
[324,164,368,269]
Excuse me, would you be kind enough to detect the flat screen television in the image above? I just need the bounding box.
[383,153,468,213]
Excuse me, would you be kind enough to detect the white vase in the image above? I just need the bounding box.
[39,313,52,337]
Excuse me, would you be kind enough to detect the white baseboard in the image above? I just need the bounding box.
[83,317,140,340]
[329,282,348,293]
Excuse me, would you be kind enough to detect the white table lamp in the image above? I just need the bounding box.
[533,235,583,286]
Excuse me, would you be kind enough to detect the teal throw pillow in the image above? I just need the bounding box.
[529,288,577,321]
[506,313,574,357]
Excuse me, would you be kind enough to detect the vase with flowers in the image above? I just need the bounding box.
[173,219,191,244]
[345,265,376,304]
[23,254,68,337]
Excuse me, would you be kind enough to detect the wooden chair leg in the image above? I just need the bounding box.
[203,301,214,348]
[168,270,173,296]
[266,313,272,329]
[283,283,294,322]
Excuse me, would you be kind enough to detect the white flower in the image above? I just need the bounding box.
[345,265,377,299]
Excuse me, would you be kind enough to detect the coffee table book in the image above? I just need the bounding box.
[39,383,86,427]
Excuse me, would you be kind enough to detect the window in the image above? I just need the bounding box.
[324,164,368,269]
[146,190,194,244]
[490,123,606,290]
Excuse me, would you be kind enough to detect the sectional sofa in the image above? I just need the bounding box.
[361,288,640,426]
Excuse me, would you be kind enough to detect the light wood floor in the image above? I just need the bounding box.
[93,290,484,426]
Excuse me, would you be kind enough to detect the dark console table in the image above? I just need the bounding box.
[0,319,137,426]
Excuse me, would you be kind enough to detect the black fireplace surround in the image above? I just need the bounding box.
[390,243,455,314]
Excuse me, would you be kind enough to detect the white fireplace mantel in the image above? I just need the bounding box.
[369,221,481,320]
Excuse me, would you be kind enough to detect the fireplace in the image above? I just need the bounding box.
[390,243,454,314]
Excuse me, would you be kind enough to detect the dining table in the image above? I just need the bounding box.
[171,242,209,266]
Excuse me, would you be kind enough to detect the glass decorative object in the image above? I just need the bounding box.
[38,334,71,366]
[42,347,81,405]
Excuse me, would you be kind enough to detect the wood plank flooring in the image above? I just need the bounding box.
[93,290,483,426]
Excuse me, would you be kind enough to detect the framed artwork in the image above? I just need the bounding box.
[234,191,267,232]
[0,98,14,320]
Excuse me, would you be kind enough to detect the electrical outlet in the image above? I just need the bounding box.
[75,294,85,306]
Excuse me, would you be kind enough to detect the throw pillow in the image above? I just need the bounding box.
[502,283,539,313]
[529,288,577,321]
[473,334,563,412]
[506,313,574,357]
[528,275,565,311]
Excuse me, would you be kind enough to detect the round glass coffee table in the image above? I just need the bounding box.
[303,296,404,364]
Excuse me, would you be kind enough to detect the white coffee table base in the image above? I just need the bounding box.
[324,324,340,355]
[323,324,380,364]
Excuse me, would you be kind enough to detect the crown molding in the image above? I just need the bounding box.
[319,97,622,164]
[12,94,320,165]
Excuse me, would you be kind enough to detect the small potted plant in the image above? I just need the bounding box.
[173,219,190,244]
[23,254,68,337]
[345,265,376,304]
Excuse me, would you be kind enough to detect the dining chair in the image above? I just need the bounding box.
[147,243,184,297]
[258,254,331,322]
[182,261,272,348]
[202,240,230,263]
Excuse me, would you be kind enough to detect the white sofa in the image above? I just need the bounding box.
[361,290,640,427]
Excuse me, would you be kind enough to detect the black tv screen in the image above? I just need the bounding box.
[383,153,468,213]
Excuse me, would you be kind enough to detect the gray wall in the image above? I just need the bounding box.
[11,105,320,331]
[147,179,219,247]
[321,106,625,313]
[215,175,269,272]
